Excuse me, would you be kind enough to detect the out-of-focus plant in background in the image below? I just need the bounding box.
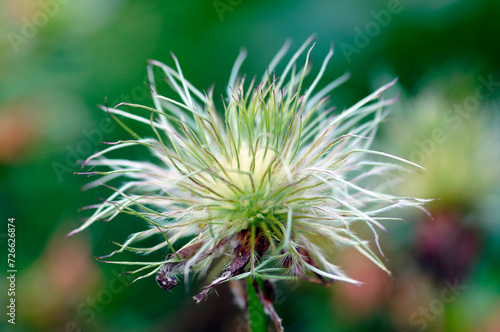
[1,0,499,331]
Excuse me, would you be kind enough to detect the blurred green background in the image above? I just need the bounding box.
[1,0,500,331]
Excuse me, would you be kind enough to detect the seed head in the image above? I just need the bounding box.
[71,37,428,303]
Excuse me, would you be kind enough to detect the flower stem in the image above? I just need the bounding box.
[247,277,267,332]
